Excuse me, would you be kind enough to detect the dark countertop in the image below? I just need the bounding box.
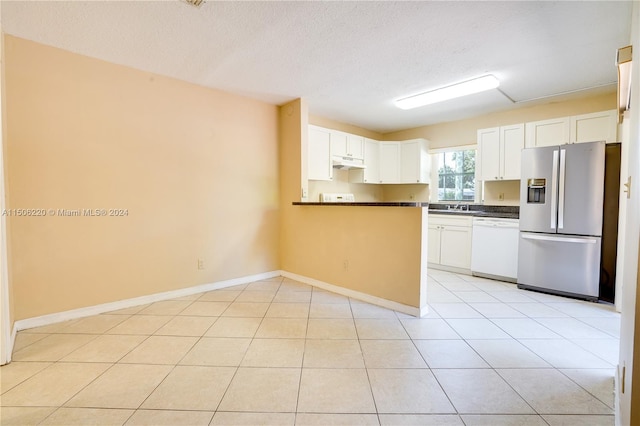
[292,202,429,207]
[291,201,518,217]
[428,204,519,219]
[428,210,519,219]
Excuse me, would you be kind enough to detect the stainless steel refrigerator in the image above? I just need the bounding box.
[517,140,605,301]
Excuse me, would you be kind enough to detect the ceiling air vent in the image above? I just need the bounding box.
[183,0,204,7]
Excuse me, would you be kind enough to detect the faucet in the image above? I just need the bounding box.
[447,203,468,211]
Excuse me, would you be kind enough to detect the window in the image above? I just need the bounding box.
[436,149,476,201]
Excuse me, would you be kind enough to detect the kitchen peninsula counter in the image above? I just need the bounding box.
[284,202,430,317]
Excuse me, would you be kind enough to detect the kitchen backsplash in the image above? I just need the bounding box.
[310,170,519,205]
[307,169,431,203]
[382,184,430,202]
[308,169,383,202]
[483,180,520,206]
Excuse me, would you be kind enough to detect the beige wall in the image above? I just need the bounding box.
[278,98,305,266]
[4,36,280,320]
[384,92,617,149]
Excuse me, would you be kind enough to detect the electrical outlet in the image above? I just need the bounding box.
[409,193,415,200]
[498,193,505,200]
[343,259,349,272]
[197,259,204,270]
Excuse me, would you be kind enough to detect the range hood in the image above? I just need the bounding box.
[332,156,366,170]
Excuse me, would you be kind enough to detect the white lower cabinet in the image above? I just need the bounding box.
[428,214,472,270]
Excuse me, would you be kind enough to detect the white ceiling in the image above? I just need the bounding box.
[0,1,632,133]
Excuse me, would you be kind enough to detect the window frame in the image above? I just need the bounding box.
[429,144,479,203]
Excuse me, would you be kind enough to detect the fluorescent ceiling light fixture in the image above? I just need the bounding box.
[395,75,500,110]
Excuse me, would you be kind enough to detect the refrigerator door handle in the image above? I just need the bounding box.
[558,148,566,230]
[550,150,559,229]
[521,233,598,244]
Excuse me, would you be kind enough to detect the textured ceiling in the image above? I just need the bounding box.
[0,1,632,133]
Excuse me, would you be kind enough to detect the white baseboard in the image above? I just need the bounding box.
[14,270,282,332]
[281,271,423,317]
[13,268,425,334]
[427,263,472,276]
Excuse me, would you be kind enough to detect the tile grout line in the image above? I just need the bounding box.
[3,272,619,423]
[292,280,312,425]
[208,276,283,420]
[442,272,616,418]
[110,293,217,420]
[348,297,382,425]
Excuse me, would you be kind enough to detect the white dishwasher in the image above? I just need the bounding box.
[471,217,520,282]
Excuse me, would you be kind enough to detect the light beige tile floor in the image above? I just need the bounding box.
[1,273,618,425]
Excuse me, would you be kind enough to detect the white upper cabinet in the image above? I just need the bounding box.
[378,139,430,184]
[330,130,348,157]
[478,127,500,181]
[525,117,571,148]
[525,110,617,148]
[501,124,525,180]
[570,109,617,143]
[346,134,365,159]
[350,138,380,184]
[400,139,430,183]
[478,124,524,181]
[379,142,401,183]
[308,125,429,185]
[331,130,364,159]
[308,125,332,181]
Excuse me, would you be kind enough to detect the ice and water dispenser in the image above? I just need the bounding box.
[526,178,546,204]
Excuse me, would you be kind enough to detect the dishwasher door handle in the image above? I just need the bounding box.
[473,220,519,229]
